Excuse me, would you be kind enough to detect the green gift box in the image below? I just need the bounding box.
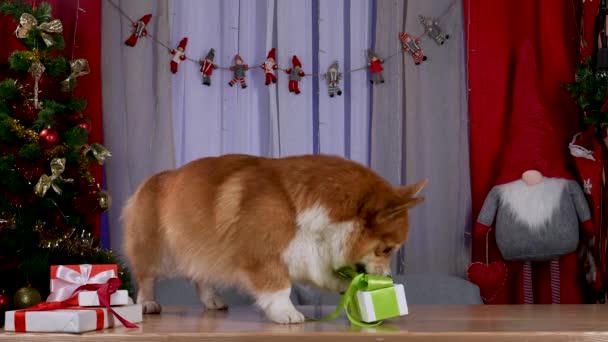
[309,267,409,326]
[350,283,408,323]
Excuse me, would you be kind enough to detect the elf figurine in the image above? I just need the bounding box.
[125,14,152,47]
[418,15,449,46]
[398,32,427,65]
[199,48,216,86]
[170,37,188,74]
[285,55,305,94]
[323,61,343,97]
[261,48,278,86]
[228,54,249,89]
[367,49,385,84]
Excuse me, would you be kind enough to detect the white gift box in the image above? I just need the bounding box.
[76,290,130,306]
[4,304,142,333]
[355,283,408,323]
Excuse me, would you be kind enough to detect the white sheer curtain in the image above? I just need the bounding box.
[370,0,472,276]
[101,0,175,253]
[102,0,471,305]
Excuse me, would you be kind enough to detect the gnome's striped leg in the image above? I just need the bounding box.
[550,259,561,304]
[523,261,534,304]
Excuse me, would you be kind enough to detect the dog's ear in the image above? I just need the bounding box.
[374,179,427,224]
[396,178,428,199]
[374,197,425,224]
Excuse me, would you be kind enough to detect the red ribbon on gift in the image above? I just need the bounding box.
[14,301,105,332]
[72,277,138,328]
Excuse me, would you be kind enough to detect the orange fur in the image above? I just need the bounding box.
[122,154,426,323]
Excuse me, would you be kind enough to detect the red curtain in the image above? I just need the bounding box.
[465,0,584,303]
[0,0,103,238]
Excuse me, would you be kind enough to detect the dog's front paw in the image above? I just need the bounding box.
[204,295,228,310]
[266,306,305,324]
[142,300,162,314]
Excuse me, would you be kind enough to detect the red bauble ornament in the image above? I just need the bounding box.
[11,103,38,123]
[75,117,91,133]
[39,127,59,148]
[50,210,72,231]
[0,145,20,155]
[0,289,11,311]
[71,181,101,215]
[9,193,38,209]
[15,158,45,182]
[65,112,82,122]
[22,73,64,102]
[0,288,11,326]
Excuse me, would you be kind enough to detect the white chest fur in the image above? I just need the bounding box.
[282,204,354,290]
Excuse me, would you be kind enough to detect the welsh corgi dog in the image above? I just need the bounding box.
[122,154,426,324]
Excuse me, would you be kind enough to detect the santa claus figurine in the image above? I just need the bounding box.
[170,37,188,74]
[285,55,305,94]
[261,48,278,86]
[199,48,216,86]
[471,43,594,304]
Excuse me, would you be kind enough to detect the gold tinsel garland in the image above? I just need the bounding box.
[6,117,38,142]
[78,154,95,184]
[43,145,67,158]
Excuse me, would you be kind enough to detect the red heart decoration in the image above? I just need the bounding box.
[467,262,508,303]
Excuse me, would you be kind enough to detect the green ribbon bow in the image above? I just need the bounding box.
[308,267,394,327]
[34,158,74,197]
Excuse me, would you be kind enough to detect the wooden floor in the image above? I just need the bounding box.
[3,305,608,341]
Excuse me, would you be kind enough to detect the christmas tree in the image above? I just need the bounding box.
[564,56,608,126]
[0,0,131,316]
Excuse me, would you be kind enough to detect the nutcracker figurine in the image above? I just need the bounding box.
[199,48,216,86]
[418,15,449,46]
[323,61,343,97]
[398,32,427,65]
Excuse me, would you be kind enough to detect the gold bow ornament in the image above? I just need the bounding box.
[61,59,90,92]
[83,143,112,165]
[15,13,63,47]
[34,158,74,197]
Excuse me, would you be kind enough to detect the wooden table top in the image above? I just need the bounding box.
[3,305,608,341]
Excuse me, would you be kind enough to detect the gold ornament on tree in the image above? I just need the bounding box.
[98,187,111,211]
[14,13,63,47]
[28,60,45,109]
[61,59,90,92]
[13,285,42,309]
[0,213,16,231]
[34,158,74,197]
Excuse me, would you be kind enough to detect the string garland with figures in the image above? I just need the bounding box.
[105,0,455,97]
